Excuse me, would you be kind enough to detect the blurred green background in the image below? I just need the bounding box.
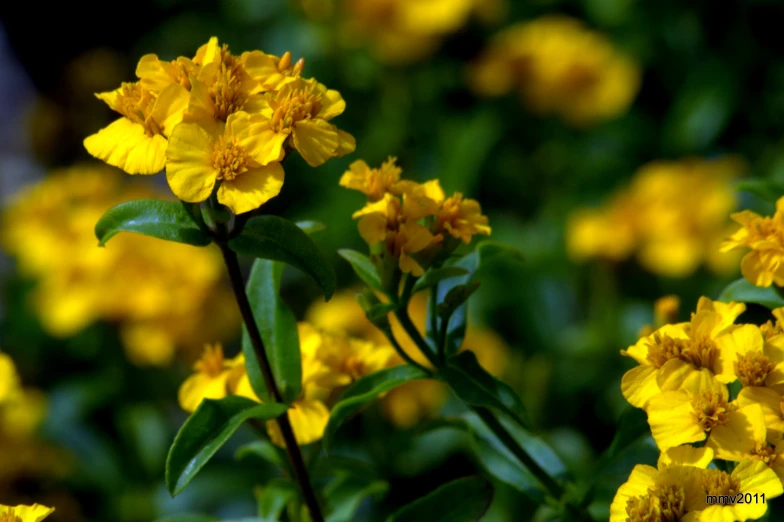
[2,0,784,520]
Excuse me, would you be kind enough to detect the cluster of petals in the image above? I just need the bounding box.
[722,196,784,287]
[178,323,397,446]
[85,38,354,214]
[340,157,491,276]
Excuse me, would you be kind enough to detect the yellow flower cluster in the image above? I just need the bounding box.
[84,37,354,214]
[567,157,743,277]
[337,0,505,63]
[179,323,398,446]
[469,16,640,126]
[722,196,784,287]
[0,504,54,522]
[341,157,491,276]
[306,289,511,428]
[614,297,784,520]
[1,165,238,366]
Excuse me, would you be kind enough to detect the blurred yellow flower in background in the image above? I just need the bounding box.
[470,16,640,126]
[568,157,743,277]
[722,196,784,287]
[0,504,55,522]
[1,165,238,366]
[338,0,505,63]
[307,288,511,428]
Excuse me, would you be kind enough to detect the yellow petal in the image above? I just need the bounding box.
[84,118,166,175]
[227,112,287,166]
[707,404,766,460]
[217,163,285,215]
[648,391,705,450]
[267,399,330,447]
[0,352,19,404]
[178,372,229,413]
[741,251,775,287]
[620,364,661,409]
[714,324,764,382]
[318,89,346,120]
[292,119,339,167]
[152,83,189,137]
[609,465,658,522]
[165,122,218,202]
[335,129,356,158]
[656,359,714,395]
[737,386,784,442]
[658,446,714,468]
[399,252,425,276]
[7,503,56,522]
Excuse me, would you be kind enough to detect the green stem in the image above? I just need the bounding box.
[429,285,446,366]
[394,306,439,368]
[218,242,324,522]
[379,325,433,375]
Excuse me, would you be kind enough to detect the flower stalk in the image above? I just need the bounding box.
[217,242,324,522]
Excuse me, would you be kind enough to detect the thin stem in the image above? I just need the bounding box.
[379,326,432,375]
[218,243,325,522]
[429,285,446,366]
[473,406,563,499]
[394,307,439,368]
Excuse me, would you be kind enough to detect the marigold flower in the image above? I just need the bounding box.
[339,157,403,201]
[470,15,640,126]
[621,298,750,409]
[135,37,219,93]
[257,77,355,167]
[697,460,782,520]
[178,344,243,413]
[165,111,285,214]
[83,81,189,174]
[0,504,55,522]
[722,197,784,287]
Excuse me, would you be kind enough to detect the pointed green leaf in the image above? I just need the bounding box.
[428,253,478,356]
[324,366,430,450]
[95,199,211,247]
[257,479,298,521]
[325,473,389,522]
[243,259,302,404]
[229,215,336,299]
[386,476,494,522]
[439,351,530,429]
[235,440,285,468]
[338,249,382,291]
[718,278,784,310]
[412,266,470,293]
[296,220,327,235]
[166,397,287,496]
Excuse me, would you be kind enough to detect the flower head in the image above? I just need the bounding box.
[340,157,403,201]
[165,111,285,214]
[722,197,784,287]
[0,504,55,522]
[178,344,243,413]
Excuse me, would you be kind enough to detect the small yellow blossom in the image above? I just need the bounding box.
[0,351,20,404]
[0,504,55,522]
[135,37,219,93]
[722,196,784,287]
[1,165,238,366]
[568,157,742,277]
[178,344,243,413]
[470,16,640,126]
[621,298,750,409]
[243,50,305,92]
[257,77,355,167]
[339,157,403,201]
[165,111,285,214]
[84,81,189,174]
[698,460,782,521]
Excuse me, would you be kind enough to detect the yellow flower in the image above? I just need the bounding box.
[339,157,403,201]
[257,77,355,167]
[432,192,491,244]
[179,344,242,413]
[697,460,782,521]
[165,111,285,214]
[609,446,713,522]
[242,50,305,92]
[722,196,784,287]
[647,383,737,450]
[0,351,20,404]
[568,157,742,277]
[84,81,189,174]
[1,165,238,366]
[0,504,55,522]
[737,386,784,443]
[135,37,218,93]
[470,15,640,126]
[621,299,749,409]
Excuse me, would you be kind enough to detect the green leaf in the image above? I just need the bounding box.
[153,515,219,522]
[243,259,302,404]
[95,199,211,247]
[718,278,784,310]
[428,253,478,356]
[324,366,430,450]
[257,479,298,521]
[235,440,285,468]
[325,473,389,522]
[412,266,470,294]
[229,215,336,299]
[338,249,382,291]
[386,476,494,522]
[166,397,287,496]
[296,220,327,235]
[437,282,481,319]
[734,179,784,203]
[439,351,530,429]
[476,241,525,268]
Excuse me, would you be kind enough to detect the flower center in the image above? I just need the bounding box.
[761,320,784,340]
[625,484,687,522]
[691,390,731,431]
[754,442,777,464]
[702,469,741,500]
[562,63,600,94]
[269,85,322,133]
[0,509,21,522]
[735,351,776,387]
[210,46,250,122]
[195,344,225,377]
[113,82,161,136]
[212,137,251,181]
[646,333,717,371]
